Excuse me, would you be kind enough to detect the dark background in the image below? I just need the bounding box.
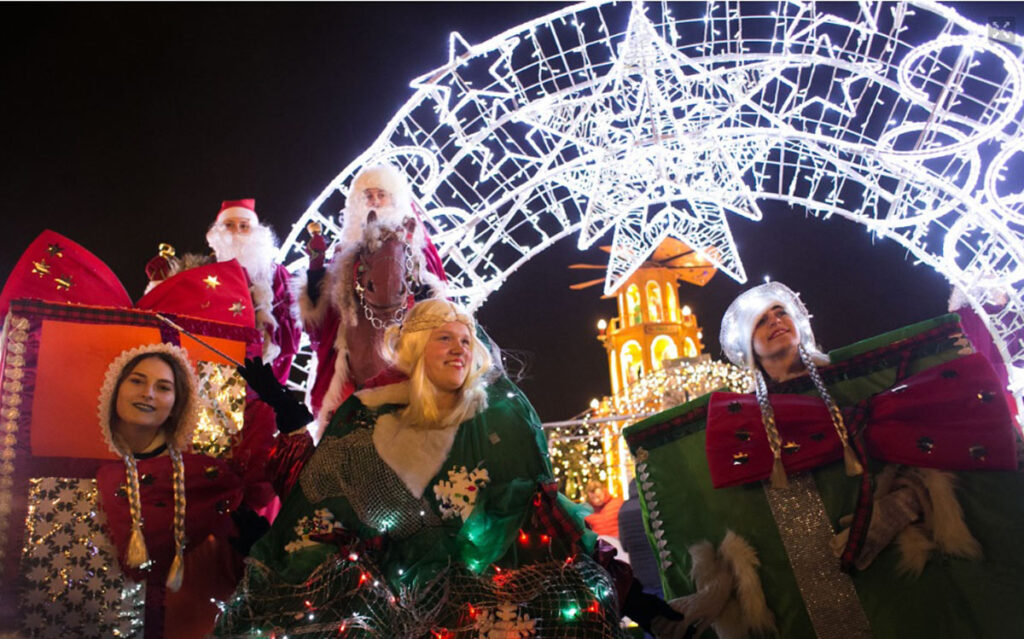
[1,3,1014,421]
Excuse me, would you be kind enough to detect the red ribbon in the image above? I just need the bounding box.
[706,353,1017,489]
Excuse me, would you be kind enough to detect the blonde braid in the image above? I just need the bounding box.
[123,454,149,568]
[754,370,788,489]
[165,448,187,592]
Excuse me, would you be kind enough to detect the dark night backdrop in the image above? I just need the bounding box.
[1,2,1015,421]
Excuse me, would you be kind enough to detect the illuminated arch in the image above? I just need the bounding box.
[620,340,644,386]
[625,284,642,327]
[666,284,678,322]
[646,281,663,323]
[651,335,678,370]
[683,337,698,359]
[280,1,1024,396]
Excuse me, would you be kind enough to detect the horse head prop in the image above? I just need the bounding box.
[347,212,422,384]
[306,202,448,427]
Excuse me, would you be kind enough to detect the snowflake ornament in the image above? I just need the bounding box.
[475,601,536,639]
[433,465,490,521]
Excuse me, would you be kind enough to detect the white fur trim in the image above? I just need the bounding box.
[372,412,460,498]
[296,268,330,329]
[673,541,732,633]
[672,531,775,639]
[720,531,774,634]
[918,468,982,560]
[216,206,257,224]
[895,524,937,577]
[356,380,412,408]
[949,286,969,313]
[96,343,200,455]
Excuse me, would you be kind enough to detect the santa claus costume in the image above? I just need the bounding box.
[299,164,446,427]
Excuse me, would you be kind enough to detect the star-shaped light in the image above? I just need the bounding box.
[518,3,774,292]
[203,275,221,290]
[229,301,246,317]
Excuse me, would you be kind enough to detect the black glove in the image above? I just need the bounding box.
[307,267,326,306]
[238,357,313,434]
[229,504,271,557]
[623,579,694,639]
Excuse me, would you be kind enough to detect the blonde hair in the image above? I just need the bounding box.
[382,299,491,428]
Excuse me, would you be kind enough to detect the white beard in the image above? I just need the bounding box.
[207,222,281,360]
[206,223,278,286]
[341,199,410,246]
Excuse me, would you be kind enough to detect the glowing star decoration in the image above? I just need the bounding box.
[521,5,764,290]
[202,275,222,290]
[277,1,1024,393]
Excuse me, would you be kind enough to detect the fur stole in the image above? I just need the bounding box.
[357,381,459,498]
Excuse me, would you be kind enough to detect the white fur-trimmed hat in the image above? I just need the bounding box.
[719,281,827,370]
[351,164,412,204]
[215,198,258,225]
[97,342,200,456]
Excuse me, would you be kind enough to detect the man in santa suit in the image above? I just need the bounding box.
[200,200,302,518]
[206,199,301,383]
[299,164,446,426]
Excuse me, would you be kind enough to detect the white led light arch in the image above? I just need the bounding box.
[279,0,1024,392]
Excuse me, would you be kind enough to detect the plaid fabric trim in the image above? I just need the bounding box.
[8,298,258,341]
[623,403,709,450]
[532,481,584,555]
[840,399,874,571]
[769,323,960,395]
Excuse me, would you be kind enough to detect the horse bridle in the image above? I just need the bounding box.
[352,228,418,330]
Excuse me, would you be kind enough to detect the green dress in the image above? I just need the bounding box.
[215,376,625,638]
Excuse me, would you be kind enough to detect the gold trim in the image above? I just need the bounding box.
[0,314,27,571]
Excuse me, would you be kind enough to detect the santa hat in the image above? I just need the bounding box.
[216,199,258,225]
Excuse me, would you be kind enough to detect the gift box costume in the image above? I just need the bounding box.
[624,296,1024,638]
[1,231,262,638]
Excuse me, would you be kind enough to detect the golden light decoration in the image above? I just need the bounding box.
[547,356,752,500]
[191,361,247,457]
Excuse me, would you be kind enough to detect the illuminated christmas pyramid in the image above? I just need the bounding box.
[550,238,751,500]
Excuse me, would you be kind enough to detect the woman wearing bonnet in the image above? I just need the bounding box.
[669,281,1024,637]
[218,298,691,638]
[92,343,244,638]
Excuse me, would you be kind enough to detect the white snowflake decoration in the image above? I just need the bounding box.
[475,601,537,639]
[433,465,490,521]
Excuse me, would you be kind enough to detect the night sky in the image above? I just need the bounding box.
[1,3,1015,421]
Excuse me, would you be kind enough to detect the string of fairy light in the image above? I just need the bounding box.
[547,357,753,500]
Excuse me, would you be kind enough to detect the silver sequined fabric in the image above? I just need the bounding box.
[19,477,145,638]
[299,428,444,538]
[763,474,873,638]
